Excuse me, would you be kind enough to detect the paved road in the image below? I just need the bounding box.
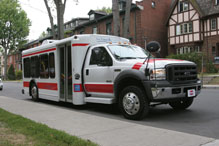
[1,82,219,139]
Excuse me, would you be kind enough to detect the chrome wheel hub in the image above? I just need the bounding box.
[123,92,140,115]
[31,86,37,99]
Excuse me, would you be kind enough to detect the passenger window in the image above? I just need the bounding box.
[40,54,49,78]
[49,53,55,78]
[90,47,112,66]
[24,58,30,78]
[30,56,40,78]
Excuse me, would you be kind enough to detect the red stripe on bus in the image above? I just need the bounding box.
[72,43,89,47]
[22,48,56,57]
[23,81,30,87]
[132,63,143,70]
[85,84,113,93]
[37,82,58,91]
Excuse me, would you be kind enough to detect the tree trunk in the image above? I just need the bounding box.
[112,0,120,36]
[44,0,56,39]
[3,48,8,80]
[123,0,132,38]
[55,0,66,40]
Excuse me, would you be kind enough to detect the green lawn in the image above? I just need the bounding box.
[0,108,98,146]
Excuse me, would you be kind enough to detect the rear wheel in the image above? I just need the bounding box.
[169,98,193,110]
[119,86,149,120]
[31,84,39,101]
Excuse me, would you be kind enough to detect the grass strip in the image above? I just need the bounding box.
[0,108,98,146]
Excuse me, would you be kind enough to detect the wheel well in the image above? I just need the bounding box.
[115,77,145,101]
[29,80,36,96]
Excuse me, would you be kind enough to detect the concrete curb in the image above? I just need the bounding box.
[0,96,217,146]
[202,85,219,89]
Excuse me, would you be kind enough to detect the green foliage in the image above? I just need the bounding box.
[0,0,30,79]
[0,0,31,48]
[206,61,218,73]
[7,64,15,80]
[0,108,98,146]
[15,70,22,80]
[167,52,203,71]
[167,52,218,73]
[97,6,112,14]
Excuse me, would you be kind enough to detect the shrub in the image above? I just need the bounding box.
[7,65,16,80]
[167,52,218,73]
[16,70,22,80]
[167,52,203,72]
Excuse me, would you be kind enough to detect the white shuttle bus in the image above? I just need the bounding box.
[22,34,201,120]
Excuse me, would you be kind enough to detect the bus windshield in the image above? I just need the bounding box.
[107,45,149,60]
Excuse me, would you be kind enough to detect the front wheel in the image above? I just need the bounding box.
[169,98,194,110]
[31,84,39,101]
[119,86,149,120]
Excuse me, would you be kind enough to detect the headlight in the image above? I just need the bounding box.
[150,68,166,80]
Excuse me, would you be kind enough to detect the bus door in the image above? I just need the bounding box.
[59,44,73,102]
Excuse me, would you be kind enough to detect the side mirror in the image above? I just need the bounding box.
[146,41,161,53]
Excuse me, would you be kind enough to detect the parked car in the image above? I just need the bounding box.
[0,78,3,90]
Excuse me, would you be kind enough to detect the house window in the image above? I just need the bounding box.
[92,26,97,34]
[212,46,216,54]
[152,1,156,8]
[106,23,112,35]
[90,14,95,21]
[179,1,189,12]
[194,46,200,52]
[211,18,217,30]
[176,46,191,54]
[176,22,192,35]
[215,0,219,5]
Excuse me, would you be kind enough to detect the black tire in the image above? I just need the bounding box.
[119,86,149,120]
[0,88,2,91]
[31,83,39,101]
[169,98,194,110]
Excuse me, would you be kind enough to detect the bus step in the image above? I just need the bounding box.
[85,97,115,104]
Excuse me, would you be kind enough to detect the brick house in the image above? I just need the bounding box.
[167,0,219,67]
[7,52,22,71]
[73,0,172,57]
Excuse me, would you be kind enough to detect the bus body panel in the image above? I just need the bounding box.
[22,34,129,105]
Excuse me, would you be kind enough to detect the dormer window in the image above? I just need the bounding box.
[179,1,189,12]
[216,0,219,5]
[90,14,95,21]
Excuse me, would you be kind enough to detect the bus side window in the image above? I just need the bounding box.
[24,58,30,78]
[49,53,55,78]
[40,54,49,78]
[31,56,40,78]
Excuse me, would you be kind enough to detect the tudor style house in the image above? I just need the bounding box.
[167,0,219,65]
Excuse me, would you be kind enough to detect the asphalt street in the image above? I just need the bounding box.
[1,82,219,139]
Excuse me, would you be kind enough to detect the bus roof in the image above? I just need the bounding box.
[22,34,130,56]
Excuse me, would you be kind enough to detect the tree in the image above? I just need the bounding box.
[123,0,132,38]
[0,0,30,79]
[44,0,56,39]
[112,0,120,36]
[7,64,15,80]
[44,0,67,40]
[97,7,112,14]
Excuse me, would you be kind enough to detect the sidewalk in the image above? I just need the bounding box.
[0,96,218,146]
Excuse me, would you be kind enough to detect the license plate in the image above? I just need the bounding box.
[187,89,196,97]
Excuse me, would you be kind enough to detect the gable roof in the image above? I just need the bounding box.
[196,0,219,17]
[166,0,219,25]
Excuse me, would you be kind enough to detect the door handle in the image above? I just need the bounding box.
[86,69,89,76]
